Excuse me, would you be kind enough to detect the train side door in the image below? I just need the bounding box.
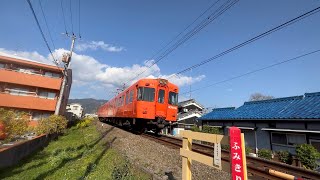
[155,86,168,119]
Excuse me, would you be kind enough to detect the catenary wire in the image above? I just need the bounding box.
[26,0,59,66]
[78,0,81,38]
[124,0,238,86]
[172,6,320,77]
[60,0,68,34]
[180,49,320,95]
[38,0,56,51]
[69,0,74,34]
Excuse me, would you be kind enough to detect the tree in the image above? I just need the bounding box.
[249,93,274,101]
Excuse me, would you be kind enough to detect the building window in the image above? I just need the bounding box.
[7,87,35,96]
[45,72,61,78]
[73,106,78,110]
[271,132,306,146]
[39,91,56,99]
[0,63,4,69]
[32,112,50,120]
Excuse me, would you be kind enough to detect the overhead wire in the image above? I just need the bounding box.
[78,0,81,38]
[124,0,238,86]
[60,0,68,34]
[38,0,56,51]
[69,0,74,34]
[180,49,320,95]
[172,6,320,77]
[26,0,59,66]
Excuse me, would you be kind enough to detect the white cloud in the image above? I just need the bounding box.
[0,48,205,98]
[75,41,125,52]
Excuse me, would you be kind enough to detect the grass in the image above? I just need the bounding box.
[0,123,151,180]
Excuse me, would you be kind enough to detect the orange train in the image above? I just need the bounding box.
[97,78,179,133]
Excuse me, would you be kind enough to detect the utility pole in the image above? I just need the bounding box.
[54,34,76,115]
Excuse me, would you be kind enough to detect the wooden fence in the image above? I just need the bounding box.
[180,127,247,180]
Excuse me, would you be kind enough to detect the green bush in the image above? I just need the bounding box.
[36,115,67,135]
[0,108,29,141]
[191,125,200,132]
[245,146,252,155]
[258,149,272,160]
[276,151,292,164]
[202,125,222,134]
[76,117,95,128]
[296,144,320,170]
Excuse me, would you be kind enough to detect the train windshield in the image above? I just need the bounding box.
[168,92,178,106]
[137,87,155,102]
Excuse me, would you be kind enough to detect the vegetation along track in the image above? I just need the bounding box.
[141,133,320,180]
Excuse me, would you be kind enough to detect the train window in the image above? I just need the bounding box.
[121,95,125,106]
[125,91,129,104]
[158,89,165,103]
[168,92,178,105]
[129,90,134,103]
[137,87,155,102]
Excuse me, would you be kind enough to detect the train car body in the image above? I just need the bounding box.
[98,78,179,132]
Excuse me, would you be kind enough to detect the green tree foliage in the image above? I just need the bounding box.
[0,108,29,141]
[276,151,292,164]
[36,115,67,135]
[258,149,272,160]
[296,144,320,170]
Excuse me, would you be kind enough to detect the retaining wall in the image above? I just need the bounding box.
[0,134,56,169]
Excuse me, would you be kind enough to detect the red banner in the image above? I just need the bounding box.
[229,127,245,180]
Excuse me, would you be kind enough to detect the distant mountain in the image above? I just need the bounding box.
[68,98,108,114]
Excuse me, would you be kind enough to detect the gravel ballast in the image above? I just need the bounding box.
[97,122,230,180]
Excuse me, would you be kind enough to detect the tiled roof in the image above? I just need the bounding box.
[199,92,320,120]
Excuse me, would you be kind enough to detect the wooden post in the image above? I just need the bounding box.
[241,133,248,180]
[182,137,192,180]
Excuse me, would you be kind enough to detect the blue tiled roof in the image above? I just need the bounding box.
[200,92,320,120]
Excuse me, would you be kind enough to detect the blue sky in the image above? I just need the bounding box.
[0,0,319,108]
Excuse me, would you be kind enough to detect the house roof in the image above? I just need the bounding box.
[199,92,320,120]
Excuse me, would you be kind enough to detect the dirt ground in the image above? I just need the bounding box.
[97,122,230,180]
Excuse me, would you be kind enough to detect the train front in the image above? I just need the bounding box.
[137,78,179,131]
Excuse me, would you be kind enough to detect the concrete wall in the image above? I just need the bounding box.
[0,134,56,169]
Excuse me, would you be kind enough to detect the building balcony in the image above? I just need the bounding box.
[0,93,57,111]
[0,69,62,90]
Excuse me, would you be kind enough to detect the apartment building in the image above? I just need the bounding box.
[66,103,84,119]
[0,55,72,123]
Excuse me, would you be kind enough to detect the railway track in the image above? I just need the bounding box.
[141,133,320,180]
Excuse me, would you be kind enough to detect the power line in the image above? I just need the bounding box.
[173,6,320,76]
[26,0,59,66]
[148,0,223,62]
[78,0,81,38]
[125,0,238,85]
[180,49,320,95]
[69,0,74,34]
[38,0,56,51]
[60,0,68,34]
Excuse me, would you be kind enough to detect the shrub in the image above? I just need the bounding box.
[258,149,272,160]
[276,151,292,164]
[296,144,320,170]
[76,117,94,128]
[202,125,222,134]
[0,109,29,141]
[191,125,200,132]
[36,115,68,135]
[245,146,252,155]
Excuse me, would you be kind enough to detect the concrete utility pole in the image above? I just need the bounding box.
[54,35,76,115]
